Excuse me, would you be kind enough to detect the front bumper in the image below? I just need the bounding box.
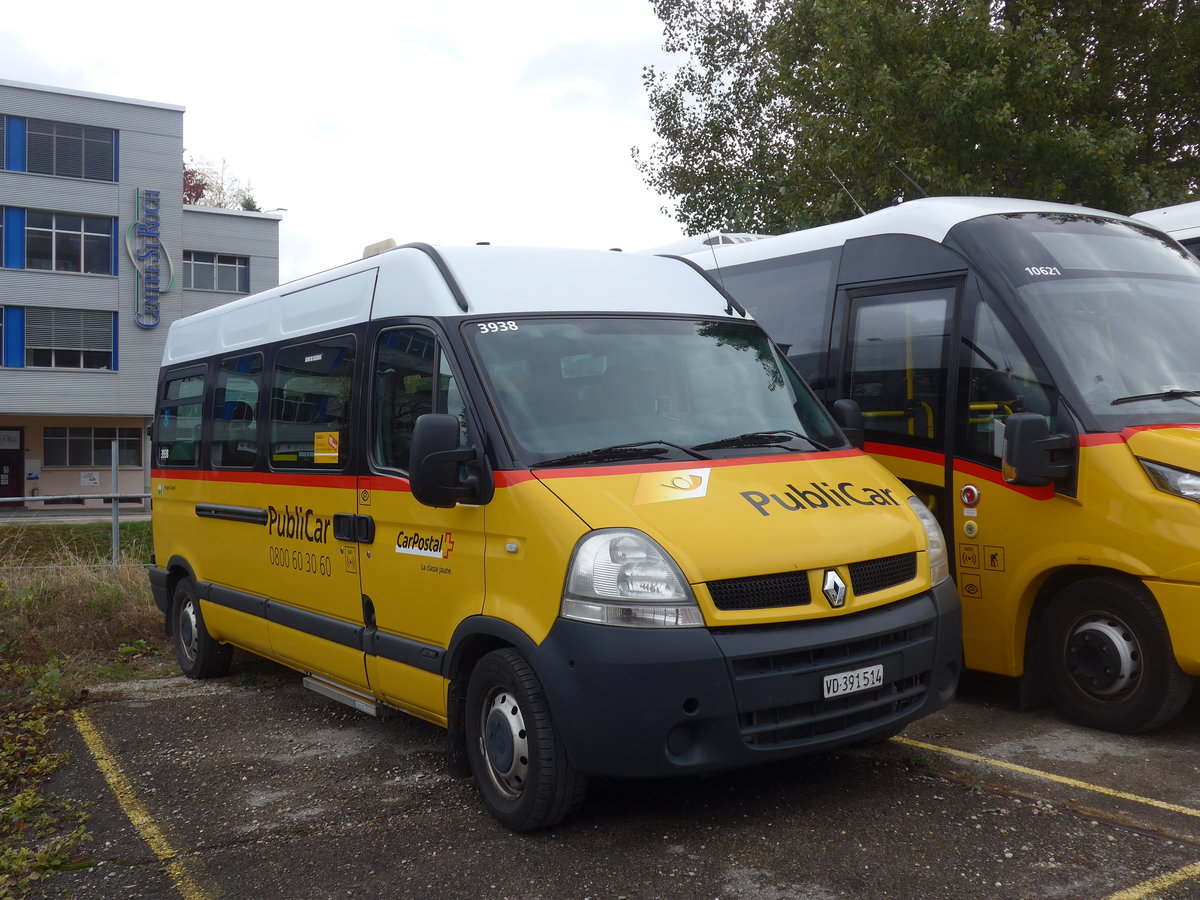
[532,579,961,778]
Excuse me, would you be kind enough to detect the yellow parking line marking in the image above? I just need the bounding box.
[893,736,1200,818]
[72,709,215,900]
[894,737,1200,898]
[1100,860,1200,900]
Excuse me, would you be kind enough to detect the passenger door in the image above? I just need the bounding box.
[357,324,486,721]
[838,281,960,532]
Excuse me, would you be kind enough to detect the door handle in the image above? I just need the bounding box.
[333,513,376,544]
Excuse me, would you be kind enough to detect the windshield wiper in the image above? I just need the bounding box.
[1111,389,1200,406]
[534,440,709,468]
[691,430,832,452]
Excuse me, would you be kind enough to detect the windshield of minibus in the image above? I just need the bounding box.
[947,213,1200,431]
[465,317,843,466]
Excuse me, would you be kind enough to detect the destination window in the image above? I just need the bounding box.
[26,119,116,181]
[24,307,114,369]
[25,211,113,274]
[184,251,250,292]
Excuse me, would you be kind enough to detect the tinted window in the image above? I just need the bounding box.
[270,336,355,468]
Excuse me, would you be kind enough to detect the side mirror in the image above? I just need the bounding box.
[409,414,494,508]
[1001,413,1074,487]
[831,399,865,449]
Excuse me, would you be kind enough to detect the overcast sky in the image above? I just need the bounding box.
[1,0,687,282]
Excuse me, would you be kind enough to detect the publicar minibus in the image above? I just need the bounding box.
[149,242,961,830]
[686,195,1200,733]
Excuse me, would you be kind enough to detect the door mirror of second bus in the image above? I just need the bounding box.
[1001,413,1075,487]
[831,399,865,449]
[409,413,492,508]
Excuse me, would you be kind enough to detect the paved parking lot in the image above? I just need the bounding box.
[37,666,1200,900]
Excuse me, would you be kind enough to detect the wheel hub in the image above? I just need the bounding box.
[1066,618,1140,697]
[479,690,529,800]
[178,601,198,662]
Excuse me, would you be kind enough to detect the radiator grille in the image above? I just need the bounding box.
[708,571,811,611]
[848,553,917,596]
[707,552,917,611]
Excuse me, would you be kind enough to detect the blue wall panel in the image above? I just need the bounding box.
[4,117,25,172]
[3,307,24,368]
[3,208,23,268]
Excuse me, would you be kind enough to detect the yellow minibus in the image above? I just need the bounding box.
[688,196,1200,733]
[149,243,960,829]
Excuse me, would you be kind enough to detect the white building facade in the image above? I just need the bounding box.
[0,80,280,508]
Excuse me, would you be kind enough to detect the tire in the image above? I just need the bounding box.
[1038,576,1193,733]
[464,648,586,831]
[172,579,233,680]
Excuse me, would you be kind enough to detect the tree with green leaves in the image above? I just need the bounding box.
[636,0,1200,234]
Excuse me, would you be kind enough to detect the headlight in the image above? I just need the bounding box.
[1140,458,1200,503]
[562,529,703,628]
[907,497,950,585]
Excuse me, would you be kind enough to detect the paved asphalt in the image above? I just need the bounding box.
[31,664,1200,900]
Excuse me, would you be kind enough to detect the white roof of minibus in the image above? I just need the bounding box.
[1132,200,1200,240]
[682,196,1136,269]
[162,244,740,366]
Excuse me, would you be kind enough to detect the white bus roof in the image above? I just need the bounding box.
[162,244,742,366]
[1132,200,1200,240]
[682,196,1138,269]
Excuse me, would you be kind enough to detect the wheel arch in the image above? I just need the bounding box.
[442,616,541,778]
[162,555,202,637]
[1021,564,1146,683]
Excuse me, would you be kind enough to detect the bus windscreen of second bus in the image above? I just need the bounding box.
[948,214,1200,432]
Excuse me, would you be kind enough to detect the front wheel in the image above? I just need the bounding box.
[1039,576,1193,733]
[464,648,586,831]
[172,579,232,679]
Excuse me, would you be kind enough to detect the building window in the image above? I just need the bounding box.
[184,251,250,292]
[26,119,116,181]
[0,118,5,171]
[44,427,142,468]
[25,307,114,369]
[26,211,113,274]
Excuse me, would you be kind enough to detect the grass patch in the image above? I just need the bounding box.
[1,522,168,896]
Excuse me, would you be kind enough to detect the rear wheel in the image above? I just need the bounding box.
[465,648,586,831]
[172,579,232,679]
[1039,576,1192,733]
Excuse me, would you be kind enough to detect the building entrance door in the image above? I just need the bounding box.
[0,429,23,500]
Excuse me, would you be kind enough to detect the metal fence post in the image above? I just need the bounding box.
[112,439,120,573]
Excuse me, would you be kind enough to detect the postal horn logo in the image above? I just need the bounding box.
[633,469,711,506]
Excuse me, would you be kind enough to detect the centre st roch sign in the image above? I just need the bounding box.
[125,188,175,329]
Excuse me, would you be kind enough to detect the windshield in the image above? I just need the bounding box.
[947,213,1200,431]
[465,317,843,466]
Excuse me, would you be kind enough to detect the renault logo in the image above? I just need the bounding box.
[823,570,847,608]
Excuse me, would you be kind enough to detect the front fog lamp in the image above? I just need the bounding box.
[907,496,950,586]
[562,529,702,628]
[1140,458,1200,503]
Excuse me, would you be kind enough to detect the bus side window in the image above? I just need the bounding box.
[958,300,1054,465]
[269,335,355,468]
[211,353,263,468]
[156,373,206,467]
